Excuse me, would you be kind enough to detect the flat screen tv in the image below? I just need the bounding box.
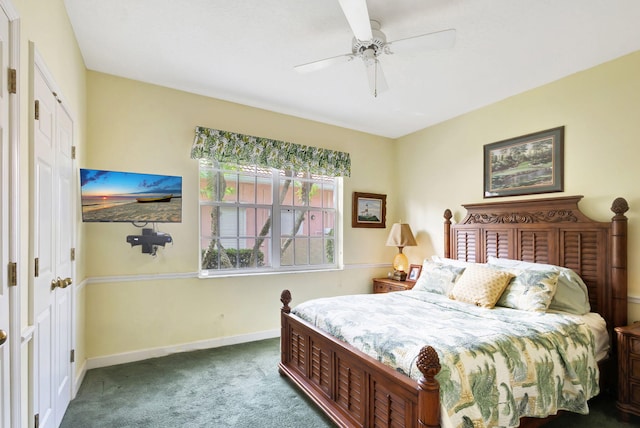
[80,168,182,223]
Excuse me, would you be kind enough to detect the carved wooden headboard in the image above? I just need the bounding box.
[443,195,629,333]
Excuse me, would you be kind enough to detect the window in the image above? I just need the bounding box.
[199,160,339,274]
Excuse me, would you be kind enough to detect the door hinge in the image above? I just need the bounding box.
[70,349,75,363]
[34,99,39,120]
[8,262,17,286]
[34,413,39,428]
[71,146,76,160]
[8,68,16,94]
[34,257,39,277]
[70,248,76,261]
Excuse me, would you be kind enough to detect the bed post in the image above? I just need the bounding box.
[416,346,442,428]
[280,290,292,370]
[610,198,629,328]
[444,209,452,259]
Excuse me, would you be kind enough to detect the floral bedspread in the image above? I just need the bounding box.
[292,290,599,428]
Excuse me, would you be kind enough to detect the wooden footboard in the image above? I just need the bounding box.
[279,290,442,428]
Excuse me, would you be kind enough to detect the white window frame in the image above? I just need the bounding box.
[198,161,341,276]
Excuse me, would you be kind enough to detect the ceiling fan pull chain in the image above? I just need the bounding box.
[374,59,378,98]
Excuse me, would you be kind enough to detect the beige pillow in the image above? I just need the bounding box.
[450,265,514,308]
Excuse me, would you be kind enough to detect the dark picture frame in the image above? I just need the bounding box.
[352,192,386,228]
[407,264,422,283]
[483,126,564,198]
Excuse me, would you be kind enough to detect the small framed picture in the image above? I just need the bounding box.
[352,192,386,228]
[407,264,422,282]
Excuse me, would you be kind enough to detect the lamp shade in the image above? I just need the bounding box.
[385,223,417,248]
[386,223,417,272]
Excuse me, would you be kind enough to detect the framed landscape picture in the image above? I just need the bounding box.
[352,192,386,228]
[484,126,564,198]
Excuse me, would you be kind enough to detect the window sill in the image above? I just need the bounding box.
[197,267,343,279]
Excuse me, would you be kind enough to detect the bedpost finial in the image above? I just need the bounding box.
[416,345,441,380]
[444,209,452,222]
[611,197,629,217]
[280,290,292,313]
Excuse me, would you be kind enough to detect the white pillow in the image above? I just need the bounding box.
[431,255,479,269]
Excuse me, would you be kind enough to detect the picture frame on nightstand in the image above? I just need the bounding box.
[407,264,422,283]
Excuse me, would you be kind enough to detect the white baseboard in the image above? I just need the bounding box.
[85,329,280,370]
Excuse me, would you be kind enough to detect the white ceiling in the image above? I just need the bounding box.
[64,0,640,139]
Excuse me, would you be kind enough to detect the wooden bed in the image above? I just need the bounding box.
[279,195,629,428]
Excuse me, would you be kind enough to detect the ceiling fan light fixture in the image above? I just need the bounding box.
[361,48,376,65]
[352,24,386,56]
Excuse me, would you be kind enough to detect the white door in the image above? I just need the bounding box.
[53,100,73,427]
[0,5,11,428]
[32,58,74,428]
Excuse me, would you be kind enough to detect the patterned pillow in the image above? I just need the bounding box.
[449,265,514,308]
[487,256,590,314]
[412,261,465,295]
[496,268,560,312]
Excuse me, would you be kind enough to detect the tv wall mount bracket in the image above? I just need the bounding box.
[126,228,172,255]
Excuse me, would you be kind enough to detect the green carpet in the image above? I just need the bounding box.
[61,338,639,427]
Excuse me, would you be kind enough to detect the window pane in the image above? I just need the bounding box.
[201,238,240,270]
[219,207,239,238]
[256,174,273,205]
[294,238,309,265]
[222,172,238,203]
[323,211,335,235]
[254,208,272,238]
[199,169,227,202]
[294,210,307,236]
[280,209,294,237]
[237,237,268,268]
[309,182,323,208]
[294,179,311,207]
[201,238,219,270]
[279,173,295,206]
[321,182,335,208]
[200,205,216,238]
[308,210,323,236]
[236,175,255,204]
[242,237,270,268]
[309,238,325,264]
[281,238,293,266]
[325,238,335,264]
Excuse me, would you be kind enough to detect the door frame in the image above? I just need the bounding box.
[0,1,20,427]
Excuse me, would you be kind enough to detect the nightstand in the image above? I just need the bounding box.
[372,277,414,294]
[615,323,640,421]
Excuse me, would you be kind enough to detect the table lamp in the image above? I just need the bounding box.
[385,223,417,280]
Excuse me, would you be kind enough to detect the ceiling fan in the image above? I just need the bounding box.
[294,0,456,97]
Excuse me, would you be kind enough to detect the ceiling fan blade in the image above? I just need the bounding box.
[386,28,456,54]
[294,53,355,73]
[364,59,388,97]
[338,0,373,41]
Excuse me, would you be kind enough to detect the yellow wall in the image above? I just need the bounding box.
[83,72,395,358]
[396,50,640,321]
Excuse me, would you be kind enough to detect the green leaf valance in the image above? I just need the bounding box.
[191,126,351,177]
